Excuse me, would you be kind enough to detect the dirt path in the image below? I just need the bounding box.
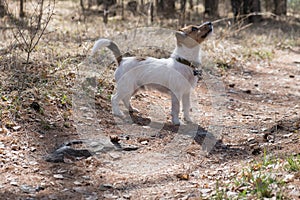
[1,47,299,200]
[80,49,299,199]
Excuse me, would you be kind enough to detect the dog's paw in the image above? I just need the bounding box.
[172,118,181,126]
[112,110,125,118]
[129,107,139,113]
[184,117,193,124]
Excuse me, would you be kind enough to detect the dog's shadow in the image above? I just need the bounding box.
[125,112,220,146]
[120,112,251,159]
[127,111,197,133]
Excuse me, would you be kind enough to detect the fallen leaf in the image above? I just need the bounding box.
[177,173,189,180]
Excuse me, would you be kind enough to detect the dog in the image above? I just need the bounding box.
[92,22,213,125]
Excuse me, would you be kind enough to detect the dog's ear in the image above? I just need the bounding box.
[175,30,198,47]
[175,31,187,45]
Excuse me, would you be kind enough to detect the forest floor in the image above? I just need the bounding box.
[0,1,300,199]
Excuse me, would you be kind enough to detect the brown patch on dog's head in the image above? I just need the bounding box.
[176,22,213,48]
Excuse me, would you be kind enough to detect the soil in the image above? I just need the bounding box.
[0,1,299,199]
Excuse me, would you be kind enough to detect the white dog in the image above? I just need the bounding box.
[92,22,213,125]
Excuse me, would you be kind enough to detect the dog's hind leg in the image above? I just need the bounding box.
[171,93,181,125]
[122,95,139,113]
[182,92,192,123]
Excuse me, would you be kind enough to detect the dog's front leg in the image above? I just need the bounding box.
[111,93,125,117]
[171,93,180,125]
[182,93,192,123]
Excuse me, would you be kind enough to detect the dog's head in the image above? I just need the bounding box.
[176,22,213,47]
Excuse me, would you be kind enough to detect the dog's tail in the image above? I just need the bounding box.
[92,39,122,65]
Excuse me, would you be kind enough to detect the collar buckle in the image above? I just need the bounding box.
[193,69,202,76]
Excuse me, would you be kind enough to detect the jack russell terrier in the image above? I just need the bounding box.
[92,22,213,125]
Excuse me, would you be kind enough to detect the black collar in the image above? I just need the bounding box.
[176,57,202,77]
[176,57,198,69]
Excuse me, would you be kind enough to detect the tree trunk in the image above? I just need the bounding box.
[156,0,175,18]
[180,0,186,26]
[180,0,186,12]
[274,0,286,15]
[163,0,176,18]
[103,3,109,24]
[20,0,25,18]
[264,0,273,12]
[37,0,44,30]
[156,0,163,13]
[189,0,193,10]
[139,0,144,12]
[231,0,261,23]
[0,0,7,17]
[249,0,261,22]
[147,1,153,25]
[204,0,219,17]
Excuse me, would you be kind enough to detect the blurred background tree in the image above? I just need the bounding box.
[2,0,298,28]
[73,0,295,25]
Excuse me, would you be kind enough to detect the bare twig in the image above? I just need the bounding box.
[212,12,276,24]
[5,0,55,65]
[4,0,55,94]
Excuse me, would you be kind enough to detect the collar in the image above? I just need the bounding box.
[176,57,202,77]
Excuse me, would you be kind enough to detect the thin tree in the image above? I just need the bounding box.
[6,0,55,65]
[204,0,219,17]
[20,0,25,17]
[0,0,7,17]
[274,0,287,15]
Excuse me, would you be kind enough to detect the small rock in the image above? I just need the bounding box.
[11,144,19,151]
[99,184,113,191]
[82,176,91,180]
[283,133,293,138]
[141,140,148,145]
[10,181,18,186]
[227,191,238,197]
[53,174,64,179]
[247,137,256,143]
[103,194,118,199]
[108,152,121,160]
[283,174,295,183]
[30,147,37,152]
[123,194,131,199]
[12,126,22,131]
[289,189,300,197]
[73,187,86,193]
[200,188,212,195]
[73,181,82,186]
[20,185,36,194]
[29,161,38,165]
[176,189,187,193]
[121,144,139,151]
[85,192,98,200]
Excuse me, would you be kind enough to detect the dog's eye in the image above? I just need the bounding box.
[191,26,198,31]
